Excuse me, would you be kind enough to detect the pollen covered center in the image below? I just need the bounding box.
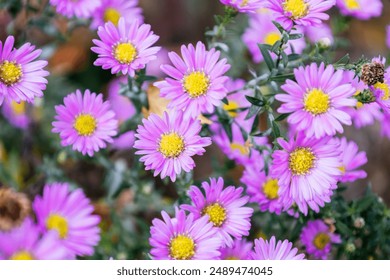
[345,0,360,10]
[46,214,69,239]
[169,235,195,260]
[0,61,22,86]
[114,43,137,64]
[262,178,279,200]
[313,233,330,250]
[202,203,227,227]
[223,100,239,118]
[183,71,210,98]
[283,0,309,19]
[11,101,26,115]
[264,32,281,46]
[10,251,34,260]
[289,147,315,175]
[159,132,185,158]
[74,114,97,136]
[104,8,121,25]
[304,88,330,115]
[374,82,390,101]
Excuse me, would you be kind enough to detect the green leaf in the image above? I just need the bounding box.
[269,73,295,82]
[245,105,262,120]
[221,97,229,105]
[275,113,290,122]
[272,21,285,34]
[245,95,265,106]
[336,221,352,236]
[289,33,303,40]
[258,44,275,71]
[222,121,233,142]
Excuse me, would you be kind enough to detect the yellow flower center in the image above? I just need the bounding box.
[46,214,69,239]
[338,165,346,174]
[0,61,22,86]
[225,256,240,260]
[313,233,330,250]
[114,43,137,64]
[289,147,315,175]
[223,100,239,118]
[169,235,195,260]
[264,32,281,46]
[356,101,363,109]
[11,101,26,115]
[183,71,210,98]
[262,178,279,200]
[202,203,226,227]
[230,142,250,155]
[304,88,330,115]
[256,230,267,240]
[159,132,185,158]
[283,0,309,20]
[374,82,390,101]
[74,114,97,136]
[345,0,360,10]
[240,0,249,7]
[10,251,34,260]
[103,8,121,25]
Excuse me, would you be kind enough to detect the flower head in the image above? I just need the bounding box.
[219,239,252,260]
[336,0,382,20]
[134,111,211,182]
[371,65,390,114]
[52,89,118,156]
[49,0,101,19]
[300,219,341,259]
[155,42,230,119]
[92,18,160,76]
[0,188,30,232]
[33,183,101,257]
[249,236,305,260]
[0,36,49,105]
[219,0,265,13]
[181,177,253,247]
[149,209,222,260]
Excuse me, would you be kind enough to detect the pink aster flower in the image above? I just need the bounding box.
[33,183,101,257]
[90,0,143,30]
[304,22,334,46]
[154,41,230,119]
[52,89,118,156]
[336,0,382,20]
[181,177,253,248]
[266,0,335,31]
[219,238,253,260]
[0,218,70,260]
[387,25,390,49]
[300,220,341,259]
[242,9,306,63]
[271,133,341,215]
[249,236,305,260]
[219,0,265,13]
[149,209,222,260]
[134,110,211,182]
[0,36,49,105]
[1,100,30,129]
[371,65,390,114]
[92,18,160,76]
[276,63,356,138]
[49,0,101,19]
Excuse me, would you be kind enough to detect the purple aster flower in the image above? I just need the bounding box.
[300,219,341,259]
[371,65,390,114]
[219,238,253,260]
[181,177,253,247]
[154,41,230,119]
[219,0,265,13]
[276,63,356,138]
[336,0,382,20]
[1,100,30,129]
[49,0,101,19]
[242,8,306,63]
[271,133,341,215]
[0,218,70,260]
[52,89,118,156]
[304,22,334,46]
[92,18,160,76]
[266,0,335,31]
[134,110,211,182]
[249,236,305,260]
[387,25,390,49]
[149,209,222,260]
[0,36,49,105]
[33,183,101,257]
[90,0,143,30]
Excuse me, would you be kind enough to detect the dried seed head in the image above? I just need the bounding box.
[0,188,31,231]
[361,62,385,86]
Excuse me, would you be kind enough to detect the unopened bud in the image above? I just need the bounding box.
[354,217,365,229]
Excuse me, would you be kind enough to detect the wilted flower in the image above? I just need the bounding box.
[0,188,30,232]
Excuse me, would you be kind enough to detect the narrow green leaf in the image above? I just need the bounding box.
[258,44,275,71]
[275,113,290,122]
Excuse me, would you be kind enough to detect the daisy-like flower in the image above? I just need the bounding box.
[0,218,69,260]
[266,0,335,31]
[49,0,101,19]
[52,89,118,156]
[219,239,252,260]
[90,0,143,30]
[91,18,160,76]
[271,133,341,215]
[149,209,222,260]
[219,0,265,13]
[300,220,341,259]
[2,100,30,129]
[33,183,101,257]
[154,41,230,119]
[371,65,390,114]
[249,236,305,260]
[276,63,356,138]
[0,36,49,105]
[242,9,306,63]
[0,188,31,232]
[181,177,253,247]
[336,0,382,20]
[134,110,211,182]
